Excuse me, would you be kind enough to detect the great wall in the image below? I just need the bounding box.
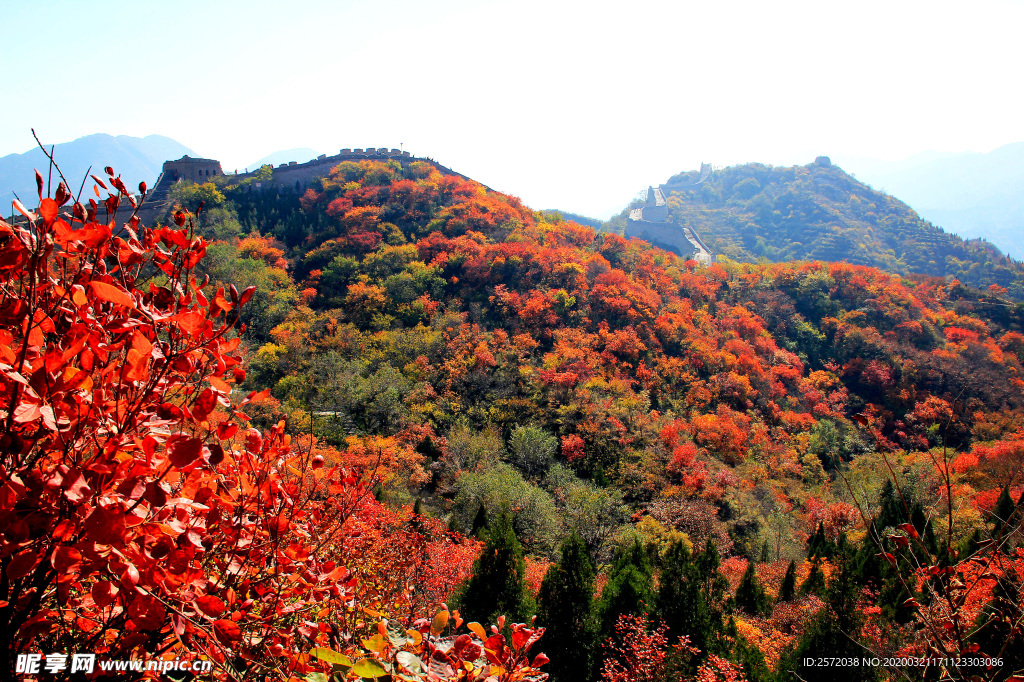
[88,147,475,227]
[17,146,717,267]
[624,163,715,265]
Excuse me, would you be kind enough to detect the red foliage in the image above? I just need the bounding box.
[600,614,696,682]
[561,434,586,463]
[0,166,525,681]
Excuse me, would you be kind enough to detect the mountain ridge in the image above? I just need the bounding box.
[656,157,1024,298]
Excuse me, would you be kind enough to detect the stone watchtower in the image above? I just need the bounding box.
[161,155,224,183]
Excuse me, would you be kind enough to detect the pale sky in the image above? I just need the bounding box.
[3,0,1022,218]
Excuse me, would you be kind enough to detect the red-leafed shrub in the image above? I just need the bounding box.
[0,163,544,680]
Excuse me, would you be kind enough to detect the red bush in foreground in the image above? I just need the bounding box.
[0,164,543,681]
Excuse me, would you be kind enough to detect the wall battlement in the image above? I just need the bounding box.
[236,147,473,191]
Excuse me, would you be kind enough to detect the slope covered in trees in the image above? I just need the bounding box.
[179,157,1023,679]
[6,154,1023,681]
[660,158,1024,298]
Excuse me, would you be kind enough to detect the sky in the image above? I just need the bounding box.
[2,0,1023,218]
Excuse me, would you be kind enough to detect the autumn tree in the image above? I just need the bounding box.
[0,160,544,682]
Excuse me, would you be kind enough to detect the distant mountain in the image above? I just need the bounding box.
[836,143,1024,259]
[244,148,321,173]
[659,157,1024,298]
[540,209,605,230]
[0,134,191,209]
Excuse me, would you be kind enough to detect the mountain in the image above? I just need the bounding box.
[836,142,1024,259]
[540,209,605,230]
[0,133,190,209]
[244,148,321,173]
[658,157,1024,298]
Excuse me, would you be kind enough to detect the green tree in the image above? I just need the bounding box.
[779,554,877,682]
[991,484,1017,538]
[801,559,826,596]
[471,501,488,537]
[455,510,535,625]
[536,534,597,682]
[507,425,557,480]
[779,560,797,602]
[654,537,731,676]
[594,539,654,649]
[735,561,771,616]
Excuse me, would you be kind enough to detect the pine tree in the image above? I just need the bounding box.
[536,534,597,682]
[470,500,488,537]
[876,479,905,530]
[735,561,771,616]
[778,554,877,682]
[801,559,826,596]
[655,537,728,659]
[991,485,1015,538]
[594,539,654,665]
[807,522,834,560]
[411,498,424,532]
[779,560,797,602]
[759,540,771,563]
[456,510,535,625]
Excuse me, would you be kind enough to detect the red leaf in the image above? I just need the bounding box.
[63,468,92,503]
[512,627,529,651]
[238,286,256,307]
[13,403,41,424]
[12,199,36,221]
[171,310,207,337]
[206,443,225,466]
[53,519,76,541]
[217,422,238,440]
[196,595,226,618]
[91,580,119,608]
[6,550,41,580]
[39,198,58,223]
[213,618,242,645]
[127,593,165,630]
[50,546,82,573]
[169,438,203,468]
[89,281,134,307]
[192,388,217,421]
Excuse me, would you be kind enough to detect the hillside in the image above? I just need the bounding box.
[0,133,189,208]
[838,142,1024,259]
[173,158,1024,547]
[177,158,1024,677]
[660,157,1024,298]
